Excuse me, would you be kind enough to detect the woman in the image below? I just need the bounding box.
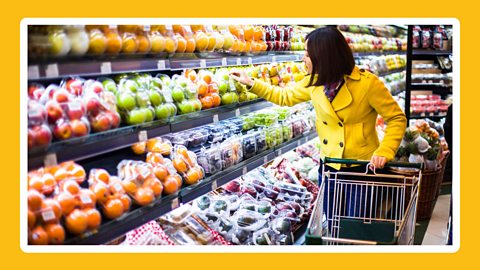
[230,27,407,220]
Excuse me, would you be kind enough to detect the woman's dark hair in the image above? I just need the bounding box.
[305,27,355,87]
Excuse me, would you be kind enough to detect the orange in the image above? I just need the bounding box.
[194,32,209,52]
[122,180,137,194]
[190,25,205,33]
[71,165,86,184]
[172,25,185,35]
[146,138,160,151]
[55,192,76,215]
[62,179,80,195]
[244,25,254,41]
[162,176,180,195]
[28,176,44,192]
[201,96,213,110]
[172,158,188,173]
[59,161,76,171]
[42,173,56,196]
[185,38,196,53]
[206,32,217,51]
[131,141,146,155]
[211,93,221,107]
[238,40,246,53]
[28,189,44,211]
[95,169,110,184]
[146,152,164,165]
[229,25,240,38]
[150,33,166,53]
[153,164,168,181]
[53,168,69,183]
[197,81,208,96]
[45,223,65,244]
[184,168,200,185]
[136,34,151,53]
[29,226,49,245]
[77,189,96,209]
[144,178,163,197]
[254,26,264,41]
[40,199,62,223]
[105,31,122,54]
[164,37,177,54]
[192,166,204,179]
[173,174,183,187]
[175,34,187,53]
[65,209,88,235]
[103,198,124,219]
[28,209,36,229]
[119,194,131,212]
[245,41,252,53]
[202,73,212,84]
[90,182,109,203]
[134,187,155,206]
[85,208,102,230]
[150,142,173,156]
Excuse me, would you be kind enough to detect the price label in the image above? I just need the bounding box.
[213,114,219,123]
[248,57,253,65]
[138,130,148,142]
[100,62,112,74]
[206,25,213,32]
[166,25,173,31]
[271,56,277,63]
[242,167,248,175]
[45,64,59,78]
[277,149,282,156]
[44,153,58,167]
[143,25,151,32]
[109,24,117,29]
[157,60,166,70]
[80,193,92,204]
[184,25,192,34]
[28,65,40,79]
[113,183,123,193]
[297,140,302,147]
[200,59,207,68]
[264,156,269,163]
[211,180,218,190]
[264,233,272,245]
[236,58,242,66]
[171,197,180,209]
[235,108,240,117]
[222,58,228,66]
[41,209,55,222]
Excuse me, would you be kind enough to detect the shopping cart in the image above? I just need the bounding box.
[306,157,423,245]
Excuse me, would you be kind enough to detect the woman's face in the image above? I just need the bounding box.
[303,40,313,74]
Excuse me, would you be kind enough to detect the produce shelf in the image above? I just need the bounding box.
[410,114,446,120]
[28,99,273,170]
[181,130,318,205]
[411,83,452,94]
[412,50,452,56]
[64,130,318,245]
[377,68,405,77]
[27,52,305,81]
[353,51,405,58]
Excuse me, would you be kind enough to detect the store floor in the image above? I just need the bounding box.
[414,183,452,245]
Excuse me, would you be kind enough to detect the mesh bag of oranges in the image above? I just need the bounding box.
[88,169,131,220]
[27,161,102,244]
[171,145,205,186]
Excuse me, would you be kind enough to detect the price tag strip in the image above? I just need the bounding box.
[222,58,228,66]
[236,58,242,66]
[200,59,207,68]
[171,197,180,209]
[100,62,112,74]
[138,130,148,142]
[45,64,59,78]
[211,180,218,191]
[213,114,219,123]
[44,153,58,167]
[235,108,240,117]
[28,65,40,79]
[157,60,166,70]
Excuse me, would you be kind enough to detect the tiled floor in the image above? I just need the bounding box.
[422,194,451,245]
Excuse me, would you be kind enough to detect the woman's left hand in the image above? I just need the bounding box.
[370,155,387,169]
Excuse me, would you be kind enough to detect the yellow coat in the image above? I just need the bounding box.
[249,66,407,169]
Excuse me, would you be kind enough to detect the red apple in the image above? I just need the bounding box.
[46,84,60,99]
[28,84,45,100]
[91,82,104,94]
[28,129,35,148]
[105,111,120,129]
[45,101,64,124]
[28,101,47,125]
[53,89,70,104]
[85,98,101,117]
[91,113,111,133]
[34,125,53,146]
[67,101,85,120]
[66,79,83,96]
[71,119,89,137]
[53,121,72,140]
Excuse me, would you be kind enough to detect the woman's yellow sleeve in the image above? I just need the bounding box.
[248,76,312,107]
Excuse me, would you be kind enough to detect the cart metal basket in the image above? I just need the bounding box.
[306,158,422,245]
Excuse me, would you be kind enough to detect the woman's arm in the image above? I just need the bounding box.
[230,71,312,107]
[368,76,407,162]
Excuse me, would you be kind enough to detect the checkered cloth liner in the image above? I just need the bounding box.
[205,226,232,245]
[125,221,176,245]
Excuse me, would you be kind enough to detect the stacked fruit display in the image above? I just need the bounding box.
[171,146,205,186]
[338,25,406,38]
[342,31,406,52]
[247,61,307,88]
[183,69,222,110]
[356,54,406,74]
[27,161,103,244]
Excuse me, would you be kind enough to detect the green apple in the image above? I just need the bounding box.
[150,77,164,90]
[192,99,202,111]
[177,102,194,114]
[177,77,189,88]
[135,92,150,108]
[149,89,164,106]
[116,92,136,111]
[155,104,171,119]
[144,107,155,122]
[218,81,228,95]
[172,87,185,103]
[239,92,248,102]
[166,103,177,116]
[221,92,237,105]
[158,75,171,87]
[126,109,147,125]
[123,79,138,93]
[114,74,128,84]
[247,92,258,101]
[102,79,117,93]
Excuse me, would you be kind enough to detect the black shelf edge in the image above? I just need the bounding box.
[294,221,308,245]
[28,52,305,81]
[411,84,452,93]
[353,51,406,58]
[64,193,180,245]
[410,114,447,120]
[181,130,318,205]
[377,68,406,77]
[28,99,273,171]
[412,50,452,56]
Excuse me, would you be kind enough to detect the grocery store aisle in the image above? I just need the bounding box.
[422,194,451,245]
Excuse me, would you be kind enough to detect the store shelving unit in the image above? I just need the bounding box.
[63,130,317,245]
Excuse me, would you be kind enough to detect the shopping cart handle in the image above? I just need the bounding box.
[324,157,424,170]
